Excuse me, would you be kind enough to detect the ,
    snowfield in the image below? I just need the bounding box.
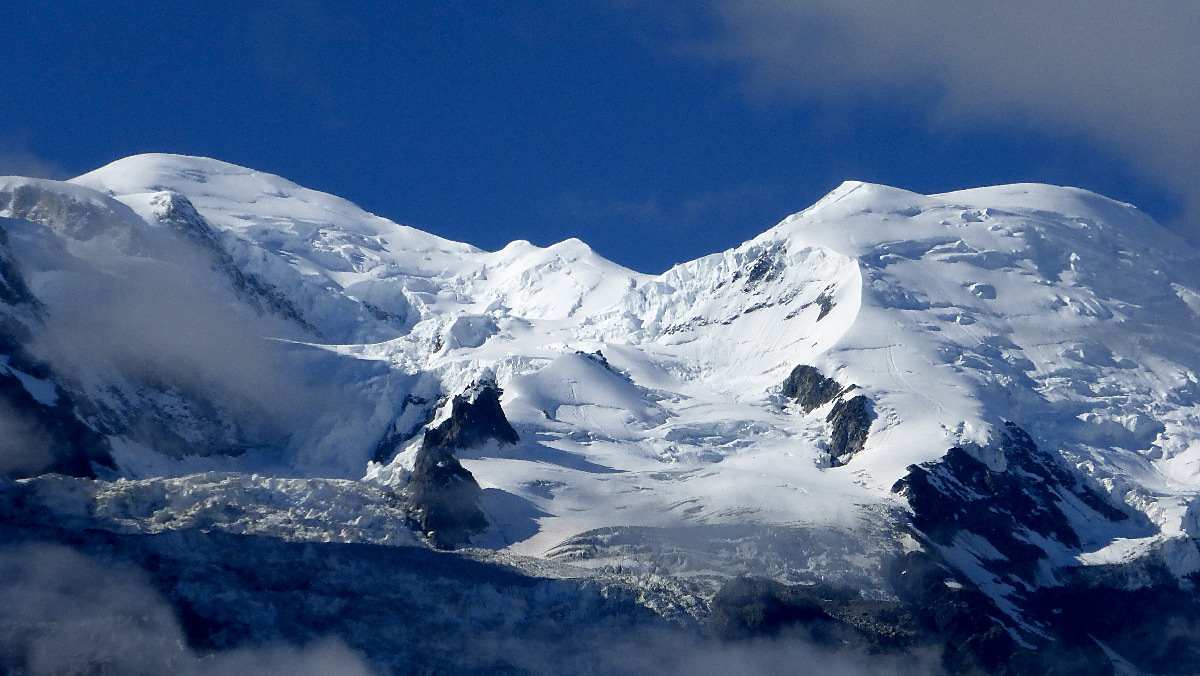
[4,153,1200,670]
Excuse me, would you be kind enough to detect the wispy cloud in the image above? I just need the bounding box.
[641,1,1200,235]
[0,149,67,180]
[0,540,941,675]
[8,190,374,473]
[0,398,56,477]
[0,542,378,676]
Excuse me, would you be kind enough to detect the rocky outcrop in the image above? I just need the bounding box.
[883,530,1200,675]
[407,381,518,549]
[0,363,113,479]
[878,422,1200,674]
[779,365,873,466]
[708,576,918,647]
[709,577,841,639]
[422,381,519,451]
[406,440,488,550]
[893,422,1128,575]
[826,395,871,466]
[885,546,1118,676]
[707,559,1147,675]
[780,365,842,413]
[1024,566,1200,674]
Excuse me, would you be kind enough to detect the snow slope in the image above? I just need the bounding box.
[5,154,1200,627]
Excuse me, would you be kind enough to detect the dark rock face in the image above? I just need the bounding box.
[815,290,835,320]
[407,441,488,550]
[709,577,840,640]
[740,246,785,288]
[893,422,1128,573]
[0,225,41,311]
[826,395,871,466]
[780,365,842,413]
[709,577,919,649]
[708,554,1167,675]
[886,547,1121,676]
[0,365,113,479]
[1025,569,1200,674]
[0,183,135,240]
[0,226,112,478]
[883,422,1200,674]
[407,381,518,549]
[778,365,873,466]
[422,382,519,452]
[709,566,1149,675]
[884,535,1200,675]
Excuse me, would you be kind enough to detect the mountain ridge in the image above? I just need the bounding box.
[2,153,1199,673]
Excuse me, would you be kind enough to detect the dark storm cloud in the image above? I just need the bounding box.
[679,1,1200,233]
